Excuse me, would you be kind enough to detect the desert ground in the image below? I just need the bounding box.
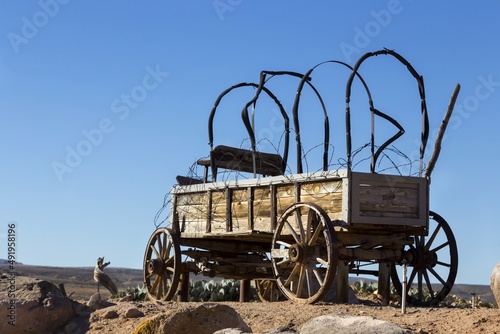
[78,297,500,333]
[3,263,499,333]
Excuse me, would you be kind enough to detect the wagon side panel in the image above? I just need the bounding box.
[349,172,429,230]
[175,191,208,237]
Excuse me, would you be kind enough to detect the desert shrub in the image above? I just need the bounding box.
[188,279,257,302]
[351,279,378,296]
[117,284,149,301]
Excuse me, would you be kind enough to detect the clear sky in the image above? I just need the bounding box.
[1,1,499,286]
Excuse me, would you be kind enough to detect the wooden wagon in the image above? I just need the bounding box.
[143,49,460,305]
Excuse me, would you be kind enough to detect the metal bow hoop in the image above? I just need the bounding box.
[292,60,372,174]
[240,71,309,177]
[345,49,430,175]
[207,81,290,173]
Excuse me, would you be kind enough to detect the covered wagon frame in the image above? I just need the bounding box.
[143,49,460,306]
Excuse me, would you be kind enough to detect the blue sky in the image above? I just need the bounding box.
[1,1,499,286]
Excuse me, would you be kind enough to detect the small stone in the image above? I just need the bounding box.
[213,329,246,334]
[119,294,134,302]
[124,307,144,318]
[88,293,102,310]
[102,309,119,319]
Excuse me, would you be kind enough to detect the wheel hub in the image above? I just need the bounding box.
[404,248,438,269]
[289,243,307,263]
[146,258,165,275]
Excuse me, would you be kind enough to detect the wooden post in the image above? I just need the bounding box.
[336,260,349,303]
[177,271,190,302]
[226,188,233,232]
[239,279,250,302]
[378,262,391,306]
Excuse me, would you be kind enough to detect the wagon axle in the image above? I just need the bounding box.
[402,247,438,269]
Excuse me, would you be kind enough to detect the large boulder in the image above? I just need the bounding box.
[299,314,413,334]
[491,262,500,306]
[0,275,75,334]
[132,303,251,334]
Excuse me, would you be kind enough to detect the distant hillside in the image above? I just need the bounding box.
[0,259,22,265]
[1,263,495,304]
[0,263,143,300]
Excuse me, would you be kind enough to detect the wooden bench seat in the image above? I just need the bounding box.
[197,145,284,181]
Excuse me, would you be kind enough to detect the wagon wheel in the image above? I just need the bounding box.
[143,227,181,301]
[255,279,286,302]
[391,211,458,306]
[271,202,338,304]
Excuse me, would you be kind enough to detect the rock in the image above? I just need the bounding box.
[125,307,144,318]
[262,327,297,333]
[0,276,75,334]
[491,262,500,306]
[299,314,413,334]
[133,303,251,334]
[131,313,164,334]
[102,309,119,319]
[88,292,102,310]
[213,329,247,334]
[119,294,134,302]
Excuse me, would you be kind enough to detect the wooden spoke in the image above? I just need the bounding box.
[164,238,172,261]
[424,223,442,251]
[431,241,449,253]
[255,279,285,302]
[312,268,324,286]
[284,263,301,287]
[157,234,163,258]
[295,208,305,242]
[150,244,161,259]
[143,228,181,301]
[285,220,301,243]
[391,211,458,306]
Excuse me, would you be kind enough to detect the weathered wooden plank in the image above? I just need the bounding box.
[231,189,249,232]
[336,233,411,248]
[339,248,402,262]
[253,187,272,232]
[211,191,227,233]
[350,172,428,228]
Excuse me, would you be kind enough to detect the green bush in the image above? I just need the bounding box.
[117,284,149,301]
[350,280,496,308]
[188,279,257,302]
